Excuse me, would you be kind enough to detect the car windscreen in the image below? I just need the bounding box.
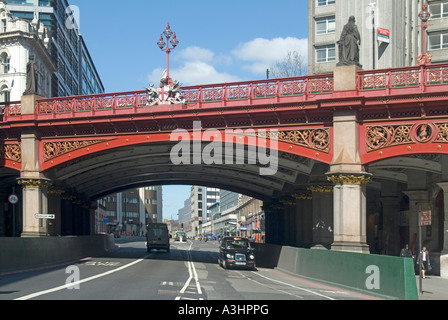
[224,239,251,250]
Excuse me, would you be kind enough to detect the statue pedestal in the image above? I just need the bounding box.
[334,65,362,92]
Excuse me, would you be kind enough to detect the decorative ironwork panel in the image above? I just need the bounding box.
[0,143,21,163]
[427,66,448,85]
[259,128,331,153]
[366,122,448,152]
[43,140,107,162]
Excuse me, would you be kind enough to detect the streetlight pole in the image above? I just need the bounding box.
[368,2,376,70]
[157,23,179,85]
[418,2,432,65]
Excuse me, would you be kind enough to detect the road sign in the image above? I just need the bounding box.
[35,214,56,220]
[8,194,18,205]
[378,28,390,43]
[420,210,432,226]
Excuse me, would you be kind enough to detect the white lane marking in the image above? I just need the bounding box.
[249,271,336,300]
[15,254,152,301]
[176,242,202,300]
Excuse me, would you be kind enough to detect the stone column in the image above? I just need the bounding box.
[379,197,400,256]
[48,186,65,236]
[308,186,334,249]
[328,174,372,253]
[402,190,430,253]
[293,192,313,248]
[18,178,51,237]
[435,183,448,278]
[327,108,371,253]
[19,94,52,237]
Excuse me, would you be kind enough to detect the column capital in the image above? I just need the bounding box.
[326,172,372,186]
[402,190,429,201]
[292,192,313,200]
[436,182,448,192]
[308,185,334,194]
[17,178,52,189]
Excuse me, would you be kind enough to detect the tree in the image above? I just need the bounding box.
[268,50,307,78]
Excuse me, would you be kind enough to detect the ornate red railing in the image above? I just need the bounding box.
[358,63,448,91]
[0,101,21,117]
[1,63,447,120]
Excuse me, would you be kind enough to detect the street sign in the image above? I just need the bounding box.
[378,28,390,43]
[8,194,18,205]
[35,214,56,220]
[420,210,432,226]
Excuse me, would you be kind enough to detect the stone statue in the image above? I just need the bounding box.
[23,55,42,95]
[337,16,362,68]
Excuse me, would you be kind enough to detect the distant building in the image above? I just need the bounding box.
[308,0,448,74]
[6,0,104,96]
[0,0,55,102]
[99,186,162,236]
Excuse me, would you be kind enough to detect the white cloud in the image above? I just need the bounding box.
[177,46,215,63]
[149,46,240,86]
[147,37,309,86]
[148,61,240,86]
[232,37,308,75]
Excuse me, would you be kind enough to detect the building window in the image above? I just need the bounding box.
[1,85,10,103]
[316,0,335,6]
[428,30,448,50]
[316,44,336,62]
[316,16,336,35]
[1,52,10,74]
[429,1,448,19]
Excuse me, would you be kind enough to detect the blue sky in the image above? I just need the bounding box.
[69,0,309,219]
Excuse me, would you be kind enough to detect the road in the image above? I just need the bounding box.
[0,238,379,301]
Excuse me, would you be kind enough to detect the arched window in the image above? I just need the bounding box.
[0,52,10,74]
[1,84,10,103]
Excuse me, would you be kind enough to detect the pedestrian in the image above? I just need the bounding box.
[400,244,414,259]
[417,246,431,279]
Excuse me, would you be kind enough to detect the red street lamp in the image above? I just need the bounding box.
[157,23,179,84]
[417,3,432,65]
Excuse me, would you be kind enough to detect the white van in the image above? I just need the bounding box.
[146,223,170,253]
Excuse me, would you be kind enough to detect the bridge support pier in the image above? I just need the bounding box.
[328,110,371,253]
[19,178,51,237]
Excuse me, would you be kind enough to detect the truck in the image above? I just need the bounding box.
[146,223,170,253]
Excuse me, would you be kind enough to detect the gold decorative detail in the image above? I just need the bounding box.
[292,193,313,200]
[280,198,296,206]
[17,178,52,189]
[366,122,448,152]
[269,128,330,153]
[0,143,21,163]
[61,194,76,201]
[327,174,372,186]
[43,140,109,162]
[308,186,334,193]
[47,187,65,195]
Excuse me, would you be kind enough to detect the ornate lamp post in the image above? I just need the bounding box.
[417,3,432,65]
[157,23,179,85]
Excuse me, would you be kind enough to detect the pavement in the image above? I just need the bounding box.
[417,275,448,300]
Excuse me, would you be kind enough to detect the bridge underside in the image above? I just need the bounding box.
[47,143,316,201]
[1,64,448,272]
[1,144,447,259]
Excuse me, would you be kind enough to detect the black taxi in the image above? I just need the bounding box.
[218,236,256,270]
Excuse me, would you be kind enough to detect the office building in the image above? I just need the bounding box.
[0,0,55,102]
[100,186,163,236]
[308,0,448,74]
[6,0,104,96]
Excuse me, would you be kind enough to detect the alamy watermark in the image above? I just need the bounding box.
[65,265,80,290]
[65,5,81,31]
[170,121,279,176]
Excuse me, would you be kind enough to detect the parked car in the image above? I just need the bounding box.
[146,223,170,253]
[218,236,256,270]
